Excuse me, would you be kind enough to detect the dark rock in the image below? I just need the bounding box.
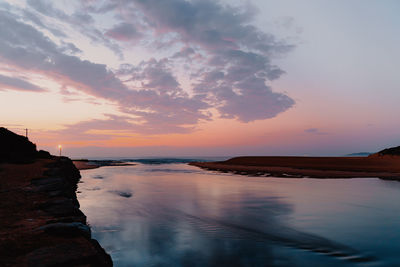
[88,239,114,267]
[0,128,55,163]
[0,127,37,163]
[37,150,52,159]
[37,198,83,217]
[26,242,112,267]
[376,146,400,156]
[46,215,87,225]
[0,128,112,266]
[38,222,91,238]
[31,177,66,192]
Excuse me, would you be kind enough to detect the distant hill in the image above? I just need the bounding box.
[346,152,371,157]
[375,146,400,156]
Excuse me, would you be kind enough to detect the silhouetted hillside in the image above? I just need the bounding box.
[376,146,400,156]
[0,127,38,163]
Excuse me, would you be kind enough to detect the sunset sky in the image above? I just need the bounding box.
[1,0,399,157]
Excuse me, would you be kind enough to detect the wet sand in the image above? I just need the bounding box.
[73,160,100,170]
[73,160,134,170]
[190,156,400,179]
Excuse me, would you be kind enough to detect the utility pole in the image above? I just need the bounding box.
[25,128,28,139]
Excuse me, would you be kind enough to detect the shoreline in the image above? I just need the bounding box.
[0,157,113,266]
[73,160,134,170]
[190,156,400,180]
[73,160,101,170]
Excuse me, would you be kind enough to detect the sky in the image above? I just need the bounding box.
[0,0,399,157]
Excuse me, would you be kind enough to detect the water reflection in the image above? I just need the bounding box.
[78,163,400,266]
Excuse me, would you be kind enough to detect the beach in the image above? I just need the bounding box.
[190,156,400,179]
[73,160,101,170]
[73,160,134,170]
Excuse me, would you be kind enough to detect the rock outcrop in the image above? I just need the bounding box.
[0,128,112,266]
[0,127,38,163]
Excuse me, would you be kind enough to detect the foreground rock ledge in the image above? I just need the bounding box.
[0,156,112,266]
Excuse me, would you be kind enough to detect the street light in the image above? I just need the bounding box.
[58,145,62,157]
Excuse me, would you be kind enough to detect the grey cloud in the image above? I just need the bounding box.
[304,128,328,135]
[127,59,180,93]
[133,0,293,54]
[105,23,142,41]
[2,0,297,135]
[81,1,118,14]
[80,0,295,121]
[219,77,294,122]
[0,74,46,92]
[305,128,318,133]
[22,10,67,37]
[27,0,68,20]
[0,2,12,9]
[53,114,195,141]
[173,47,196,58]
[0,2,67,38]
[60,41,82,55]
[71,11,94,24]
[26,0,123,58]
[0,10,208,133]
[123,0,295,122]
[118,59,210,123]
[192,49,292,122]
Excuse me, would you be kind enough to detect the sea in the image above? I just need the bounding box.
[77,158,400,267]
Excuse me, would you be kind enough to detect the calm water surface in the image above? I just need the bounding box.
[78,162,400,267]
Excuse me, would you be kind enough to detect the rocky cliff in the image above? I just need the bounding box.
[0,128,112,266]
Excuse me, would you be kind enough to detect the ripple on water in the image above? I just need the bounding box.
[108,190,133,198]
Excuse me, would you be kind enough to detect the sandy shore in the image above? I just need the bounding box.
[73,160,134,170]
[0,157,112,266]
[190,156,400,179]
[73,160,100,170]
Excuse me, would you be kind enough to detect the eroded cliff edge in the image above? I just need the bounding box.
[0,128,112,266]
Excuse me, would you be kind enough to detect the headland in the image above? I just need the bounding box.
[0,127,112,266]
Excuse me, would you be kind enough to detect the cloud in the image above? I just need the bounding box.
[192,49,293,122]
[132,0,293,53]
[105,23,142,41]
[26,0,124,58]
[0,74,46,92]
[52,114,136,141]
[22,9,67,37]
[0,10,208,133]
[172,47,196,59]
[118,0,295,122]
[48,113,196,142]
[60,41,82,55]
[304,128,328,135]
[1,0,297,137]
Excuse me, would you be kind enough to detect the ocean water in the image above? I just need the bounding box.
[77,160,400,267]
